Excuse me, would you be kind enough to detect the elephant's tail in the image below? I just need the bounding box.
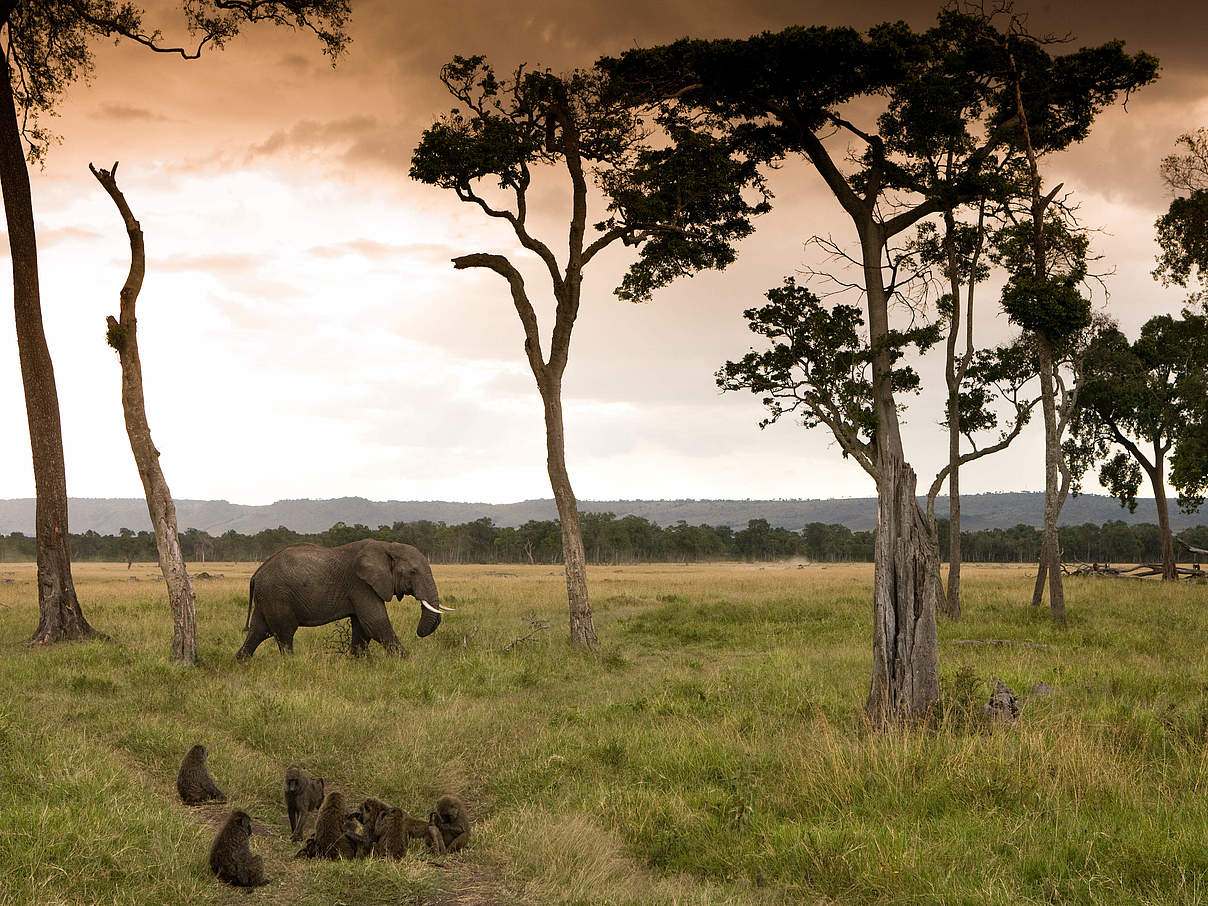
[245,577,256,632]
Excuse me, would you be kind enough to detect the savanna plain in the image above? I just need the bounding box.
[1,561,1207,906]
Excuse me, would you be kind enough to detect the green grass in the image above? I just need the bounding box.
[0,561,1206,904]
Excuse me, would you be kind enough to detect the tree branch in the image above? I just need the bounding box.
[452,253,547,377]
[929,399,1036,502]
[454,183,564,293]
[88,161,144,324]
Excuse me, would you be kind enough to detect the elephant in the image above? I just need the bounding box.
[237,539,452,660]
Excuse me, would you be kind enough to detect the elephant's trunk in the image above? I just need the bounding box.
[414,568,442,638]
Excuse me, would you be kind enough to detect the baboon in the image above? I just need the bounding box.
[432,794,470,853]
[298,790,364,860]
[284,766,325,841]
[354,796,392,836]
[343,814,372,858]
[177,744,226,805]
[371,807,444,858]
[371,807,408,859]
[209,809,269,887]
[411,813,445,854]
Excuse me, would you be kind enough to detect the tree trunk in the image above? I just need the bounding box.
[863,227,939,726]
[92,164,198,664]
[539,382,597,651]
[945,405,962,620]
[867,451,941,726]
[1150,465,1178,581]
[0,57,99,645]
[1032,339,1066,625]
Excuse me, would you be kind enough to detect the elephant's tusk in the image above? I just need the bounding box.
[437,604,456,612]
[421,601,443,615]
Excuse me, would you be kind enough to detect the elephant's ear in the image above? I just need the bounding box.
[354,546,394,601]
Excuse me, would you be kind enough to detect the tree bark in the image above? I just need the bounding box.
[92,163,199,664]
[862,226,940,726]
[946,432,962,620]
[1031,339,1066,625]
[539,382,596,650]
[0,56,99,645]
[1150,464,1178,581]
[867,450,941,725]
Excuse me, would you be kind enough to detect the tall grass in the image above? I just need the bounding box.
[0,561,1206,904]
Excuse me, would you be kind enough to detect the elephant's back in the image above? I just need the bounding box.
[252,544,345,601]
[251,546,350,623]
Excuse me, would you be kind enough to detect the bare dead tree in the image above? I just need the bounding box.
[91,162,198,664]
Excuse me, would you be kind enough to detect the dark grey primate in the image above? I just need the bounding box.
[177,744,225,805]
[209,810,269,887]
[284,766,325,841]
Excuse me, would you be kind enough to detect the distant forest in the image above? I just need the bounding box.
[1,515,1205,566]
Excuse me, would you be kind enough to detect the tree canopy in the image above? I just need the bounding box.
[4,0,349,159]
[410,54,769,302]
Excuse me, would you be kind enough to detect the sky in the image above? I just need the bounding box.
[0,0,1204,507]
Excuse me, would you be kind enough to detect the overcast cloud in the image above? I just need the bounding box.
[0,0,1201,506]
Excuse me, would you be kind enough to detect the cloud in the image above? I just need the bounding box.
[90,103,172,123]
[305,239,460,263]
[154,253,263,275]
[246,115,380,159]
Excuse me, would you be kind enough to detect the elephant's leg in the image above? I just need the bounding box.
[236,609,272,661]
[349,615,369,657]
[275,623,298,656]
[350,592,404,657]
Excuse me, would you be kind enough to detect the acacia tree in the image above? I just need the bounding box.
[0,0,348,646]
[1068,311,1208,579]
[606,11,1155,722]
[411,57,767,649]
[1156,127,1208,290]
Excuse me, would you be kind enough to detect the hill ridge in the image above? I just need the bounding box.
[0,492,1200,536]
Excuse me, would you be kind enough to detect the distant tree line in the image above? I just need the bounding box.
[0,516,1204,567]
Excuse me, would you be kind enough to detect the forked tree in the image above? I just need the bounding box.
[411,57,767,649]
[0,0,348,646]
[605,10,1155,722]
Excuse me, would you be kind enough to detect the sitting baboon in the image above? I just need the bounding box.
[371,807,408,859]
[297,790,365,860]
[371,806,443,858]
[284,766,325,842]
[177,744,226,805]
[209,809,268,887]
[431,794,470,853]
[354,796,392,837]
[343,814,372,859]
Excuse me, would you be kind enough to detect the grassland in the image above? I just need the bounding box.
[0,560,1206,905]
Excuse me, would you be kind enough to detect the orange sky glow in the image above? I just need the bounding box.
[0,0,1204,506]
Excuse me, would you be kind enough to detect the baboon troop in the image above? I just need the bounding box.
[182,743,469,886]
[295,791,461,861]
[177,744,226,805]
[284,765,325,842]
[209,809,269,887]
